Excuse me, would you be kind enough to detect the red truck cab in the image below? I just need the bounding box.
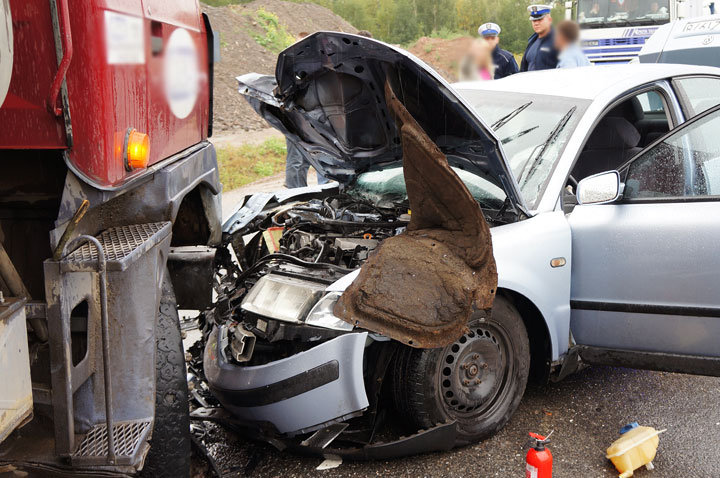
[0,1,220,476]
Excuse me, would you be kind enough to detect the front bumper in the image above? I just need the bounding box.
[203,327,369,435]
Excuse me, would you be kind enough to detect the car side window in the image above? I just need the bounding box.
[569,89,671,184]
[623,108,720,199]
[636,91,665,115]
[674,77,720,118]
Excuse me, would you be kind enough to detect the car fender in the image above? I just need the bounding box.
[491,211,572,361]
[327,211,572,361]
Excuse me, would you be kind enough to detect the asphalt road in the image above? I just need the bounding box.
[192,365,720,477]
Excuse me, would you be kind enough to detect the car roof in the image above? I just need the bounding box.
[453,64,720,100]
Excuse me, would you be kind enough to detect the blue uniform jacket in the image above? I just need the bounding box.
[520,29,559,72]
[492,46,519,79]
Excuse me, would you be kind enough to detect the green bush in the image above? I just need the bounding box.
[250,9,296,53]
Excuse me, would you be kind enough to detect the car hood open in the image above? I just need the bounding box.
[237,31,526,211]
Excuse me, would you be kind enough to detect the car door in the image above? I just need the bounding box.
[568,104,720,375]
[673,76,720,119]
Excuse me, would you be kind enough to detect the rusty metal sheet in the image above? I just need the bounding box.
[334,82,497,348]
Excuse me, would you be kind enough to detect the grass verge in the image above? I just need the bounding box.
[217,138,287,190]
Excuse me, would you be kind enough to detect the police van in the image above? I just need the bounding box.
[638,14,720,66]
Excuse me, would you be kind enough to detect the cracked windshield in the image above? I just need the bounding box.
[459,89,589,208]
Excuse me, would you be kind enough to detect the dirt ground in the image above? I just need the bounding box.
[203,0,477,135]
[210,127,283,148]
[202,0,357,134]
[407,36,475,83]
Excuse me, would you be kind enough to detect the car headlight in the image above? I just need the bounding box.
[306,292,354,331]
[241,274,325,323]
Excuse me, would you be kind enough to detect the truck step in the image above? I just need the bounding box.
[63,222,171,271]
[71,418,152,466]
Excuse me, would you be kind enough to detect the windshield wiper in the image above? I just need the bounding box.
[501,125,539,145]
[491,101,533,131]
[518,106,577,186]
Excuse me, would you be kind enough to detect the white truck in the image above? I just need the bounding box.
[566,0,714,63]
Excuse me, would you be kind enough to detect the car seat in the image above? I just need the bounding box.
[573,116,643,180]
[608,96,669,146]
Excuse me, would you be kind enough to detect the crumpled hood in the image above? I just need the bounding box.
[237,31,525,210]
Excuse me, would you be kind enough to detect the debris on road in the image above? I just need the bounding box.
[316,455,343,470]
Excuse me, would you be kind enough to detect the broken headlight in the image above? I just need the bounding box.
[306,292,354,331]
[240,274,325,323]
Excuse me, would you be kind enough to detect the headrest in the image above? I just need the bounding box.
[607,97,644,123]
[585,117,641,150]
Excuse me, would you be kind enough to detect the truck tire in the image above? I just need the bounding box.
[391,295,530,446]
[140,277,191,478]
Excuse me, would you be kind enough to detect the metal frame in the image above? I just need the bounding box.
[60,235,115,464]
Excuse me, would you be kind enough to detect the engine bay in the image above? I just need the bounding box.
[193,192,405,368]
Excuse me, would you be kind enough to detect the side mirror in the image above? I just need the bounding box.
[576,170,621,205]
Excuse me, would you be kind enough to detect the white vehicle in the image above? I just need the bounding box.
[639,14,720,66]
[201,33,720,458]
[569,0,713,63]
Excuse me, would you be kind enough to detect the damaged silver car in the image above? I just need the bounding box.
[193,31,530,457]
[192,32,720,458]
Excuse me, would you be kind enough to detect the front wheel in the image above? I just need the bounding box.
[139,277,191,478]
[391,295,530,445]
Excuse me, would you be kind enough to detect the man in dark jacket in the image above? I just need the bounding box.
[520,4,559,71]
[478,22,519,79]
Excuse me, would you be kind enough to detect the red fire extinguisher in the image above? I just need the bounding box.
[525,431,553,478]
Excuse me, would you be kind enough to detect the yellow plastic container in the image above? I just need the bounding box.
[606,423,666,478]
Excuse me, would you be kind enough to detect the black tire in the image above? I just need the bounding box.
[139,277,191,478]
[391,295,530,446]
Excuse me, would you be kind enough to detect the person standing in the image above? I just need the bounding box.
[478,22,519,79]
[459,38,495,81]
[554,20,591,68]
[284,140,328,188]
[520,4,559,71]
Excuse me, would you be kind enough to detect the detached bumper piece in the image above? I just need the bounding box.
[191,406,458,460]
[204,330,369,435]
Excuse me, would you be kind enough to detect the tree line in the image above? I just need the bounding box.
[314,0,566,53]
[202,0,567,55]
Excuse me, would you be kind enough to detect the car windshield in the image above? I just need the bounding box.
[457,89,589,208]
[576,0,670,26]
[349,166,508,211]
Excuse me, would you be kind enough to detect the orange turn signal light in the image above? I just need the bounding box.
[125,129,150,170]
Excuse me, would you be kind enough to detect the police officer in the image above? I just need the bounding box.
[478,22,519,79]
[520,5,559,71]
